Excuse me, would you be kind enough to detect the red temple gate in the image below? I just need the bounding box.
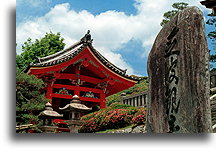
[25,31,139,122]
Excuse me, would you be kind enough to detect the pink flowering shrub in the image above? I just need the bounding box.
[132,108,146,125]
[79,104,146,133]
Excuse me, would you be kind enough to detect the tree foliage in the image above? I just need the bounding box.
[206,11,216,69]
[160,2,189,27]
[16,68,48,126]
[16,32,65,70]
[206,16,216,39]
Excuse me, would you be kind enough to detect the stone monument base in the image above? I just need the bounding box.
[213,125,216,133]
[65,120,84,133]
[41,125,58,133]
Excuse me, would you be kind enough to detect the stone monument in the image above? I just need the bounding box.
[146,7,212,133]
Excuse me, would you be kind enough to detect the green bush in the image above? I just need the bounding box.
[16,68,48,126]
[106,94,121,106]
[109,102,133,109]
[106,79,149,107]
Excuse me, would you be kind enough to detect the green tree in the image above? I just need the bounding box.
[16,32,65,70]
[16,68,48,127]
[206,15,216,68]
[206,15,216,40]
[160,2,189,27]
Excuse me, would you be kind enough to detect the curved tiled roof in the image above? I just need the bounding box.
[30,41,85,67]
[28,31,140,81]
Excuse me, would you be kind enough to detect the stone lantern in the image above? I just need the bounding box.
[39,102,63,133]
[59,95,92,133]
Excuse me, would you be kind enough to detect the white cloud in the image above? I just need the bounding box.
[16,0,204,75]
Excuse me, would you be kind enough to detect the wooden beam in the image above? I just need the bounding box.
[52,93,101,103]
[58,74,103,84]
[80,97,101,103]
[53,84,103,94]
[52,93,72,99]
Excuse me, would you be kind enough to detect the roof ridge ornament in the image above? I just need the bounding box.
[123,69,127,74]
[81,30,93,44]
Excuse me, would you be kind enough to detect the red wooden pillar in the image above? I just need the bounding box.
[46,83,53,103]
[74,65,81,96]
[100,93,106,109]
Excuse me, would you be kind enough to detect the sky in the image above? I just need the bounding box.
[16,0,215,76]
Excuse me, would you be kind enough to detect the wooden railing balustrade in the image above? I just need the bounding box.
[121,91,148,107]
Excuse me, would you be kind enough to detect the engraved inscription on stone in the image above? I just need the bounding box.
[164,26,180,133]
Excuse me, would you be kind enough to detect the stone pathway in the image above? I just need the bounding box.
[106,125,146,133]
